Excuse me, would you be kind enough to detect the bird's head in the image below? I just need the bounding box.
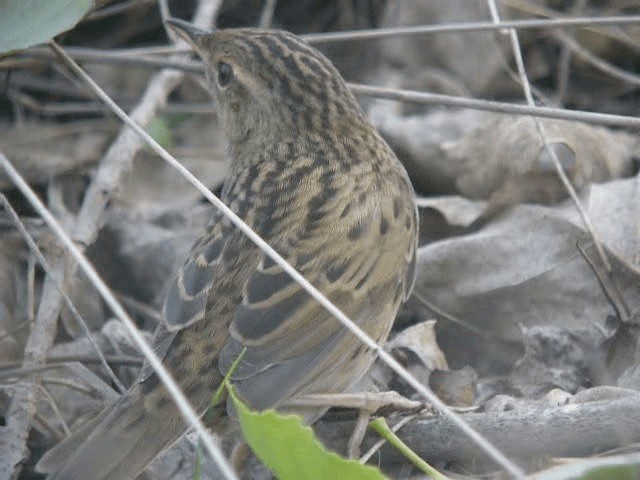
[166,19,364,147]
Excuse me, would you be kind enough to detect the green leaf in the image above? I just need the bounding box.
[145,117,174,149]
[531,455,640,480]
[581,465,639,480]
[228,384,387,480]
[0,0,92,54]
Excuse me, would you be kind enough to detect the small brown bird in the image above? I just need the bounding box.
[38,19,418,479]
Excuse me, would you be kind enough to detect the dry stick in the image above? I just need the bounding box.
[0,2,225,479]
[11,99,111,116]
[0,249,65,478]
[72,4,220,247]
[70,74,182,243]
[47,35,526,480]
[28,100,205,116]
[12,47,199,70]
[502,0,639,50]
[554,27,574,105]
[84,0,157,22]
[14,14,638,62]
[14,48,640,128]
[487,1,612,273]
[0,382,70,436]
[0,152,238,480]
[411,290,487,338]
[15,14,639,63]
[158,0,171,27]
[549,0,586,104]
[301,15,640,43]
[555,30,640,87]
[21,48,192,74]
[321,394,640,467]
[576,240,631,322]
[0,320,31,342]
[347,83,640,129]
[26,254,36,323]
[39,378,96,396]
[33,383,71,436]
[0,355,143,380]
[117,292,162,323]
[0,194,126,393]
[259,0,278,28]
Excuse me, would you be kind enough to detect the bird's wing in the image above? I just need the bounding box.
[218,177,417,411]
[138,212,249,383]
[144,165,417,412]
[162,213,235,332]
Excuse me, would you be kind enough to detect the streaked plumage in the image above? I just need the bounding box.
[38,19,418,479]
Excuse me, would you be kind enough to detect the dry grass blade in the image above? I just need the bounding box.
[0,194,126,393]
[301,15,640,43]
[348,84,640,128]
[554,30,640,87]
[486,0,612,274]
[14,48,639,128]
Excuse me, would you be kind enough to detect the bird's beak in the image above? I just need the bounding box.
[165,18,209,49]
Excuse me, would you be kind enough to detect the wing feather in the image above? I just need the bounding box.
[219,177,417,410]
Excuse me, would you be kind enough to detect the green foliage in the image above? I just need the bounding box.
[200,348,387,479]
[0,0,92,53]
[581,465,639,480]
[532,456,640,480]
[228,384,388,480]
[369,418,447,480]
[146,116,174,149]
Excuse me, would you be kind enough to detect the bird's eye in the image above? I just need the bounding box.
[216,62,234,88]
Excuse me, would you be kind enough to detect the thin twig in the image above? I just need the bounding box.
[487,0,612,274]
[576,240,631,322]
[84,0,156,22]
[13,15,639,59]
[555,30,640,87]
[259,0,278,28]
[0,382,70,436]
[301,15,640,43]
[502,0,639,50]
[0,355,143,379]
[411,290,487,338]
[116,292,161,323]
[15,47,640,128]
[347,83,640,129]
[0,209,66,477]
[40,378,96,396]
[26,253,35,324]
[0,194,126,393]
